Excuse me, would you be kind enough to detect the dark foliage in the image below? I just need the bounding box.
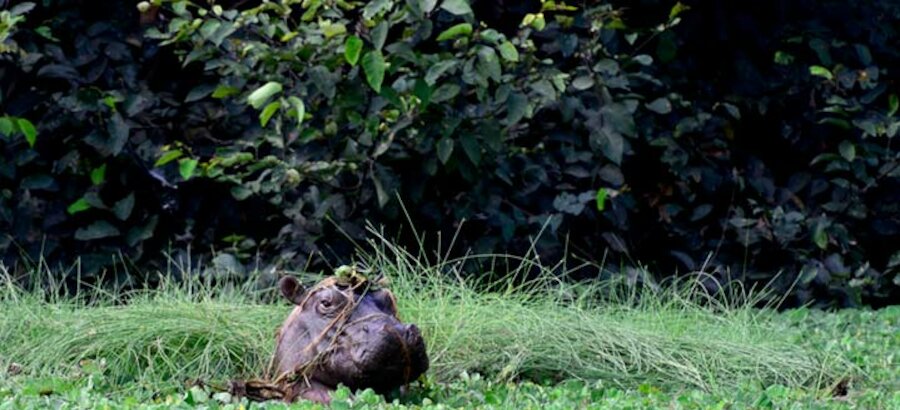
[1,0,897,307]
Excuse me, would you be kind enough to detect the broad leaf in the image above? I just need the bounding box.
[809,65,833,80]
[17,118,37,148]
[247,82,283,109]
[67,198,92,215]
[440,0,472,15]
[90,164,106,185]
[179,158,199,180]
[436,138,454,163]
[362,51,386,93]
[113,193,135,221]
[436,23,472,41]
[259,101,281,127]
[75,221,120,241]
[344,35,363,66]
[498,41,519,62]
[155,150,183,167]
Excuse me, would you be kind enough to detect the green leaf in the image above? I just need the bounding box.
[212,85,239,99]
[596,188,609,211]
[425,60,458,85]
[362,0,391,19]
[838,141,856,162]
[571,76,594,91]
[179,158,199,181]
[113,193,135,221]
[370,21,388,51]
[126,216,158,247]
[436,23,472,41]
[259,101,281,127]
[322,22,347,39]
[460,133,481,165]
[888,94,899,117]
[476,46,501,82]
[419,0,438,13]
[506,92,527,124]
[431,84,460,103]
[344,35,363,66]
[645,98,672,114]
[67,198,92,215]
[17,118,37,148]
[75,221,120,241]
[440,0,472,15]
[154,150,183,167]
[809,65,833,80]
[90,164,107,185]
[362,51,386,93]
[247,82,283,109]
[668,2,689,20]
[0,117,13,137]
[287,96,306,127]
[436,138,454,164]
[813,223,828,250]
[497,41,519,62]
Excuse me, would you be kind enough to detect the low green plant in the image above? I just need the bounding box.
[0,235,852,400]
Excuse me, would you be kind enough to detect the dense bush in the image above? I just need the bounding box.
[1,0,898,307]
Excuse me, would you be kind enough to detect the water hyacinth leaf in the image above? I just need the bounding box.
[889,94,899,117]
[440,0,472,15]
[179,158,199,180]
[259,101,281,127]
[498,41,518,62]
[436,23,472,41]
[90,164,106,185]
[362,50,386,93]
[67,198,92,215]
[247,82,283,109]
[17,118,37,147]
[154,150,183,167]
[344,35,363,66]
[75,220,120,241]
[809,65,833,80]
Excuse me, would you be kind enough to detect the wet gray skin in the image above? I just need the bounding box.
[271,276,429,403]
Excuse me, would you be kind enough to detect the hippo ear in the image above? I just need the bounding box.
[279,276,306,305]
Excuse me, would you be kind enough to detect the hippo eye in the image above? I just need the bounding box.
[320,299,332,308]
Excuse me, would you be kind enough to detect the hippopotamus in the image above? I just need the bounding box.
[265,273,429,403]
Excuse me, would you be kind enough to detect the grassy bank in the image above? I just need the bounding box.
[1,240,894,408]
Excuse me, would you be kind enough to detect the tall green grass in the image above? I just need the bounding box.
[0,234,851,396]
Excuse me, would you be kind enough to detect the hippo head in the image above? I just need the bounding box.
[271,275,428,403]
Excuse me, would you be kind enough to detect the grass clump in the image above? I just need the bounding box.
[0,235,851,398]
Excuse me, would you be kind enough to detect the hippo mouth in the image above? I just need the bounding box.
[327,319,429,392]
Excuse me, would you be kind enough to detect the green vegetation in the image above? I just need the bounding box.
[1,241,896,408]
[3,0,898,307]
